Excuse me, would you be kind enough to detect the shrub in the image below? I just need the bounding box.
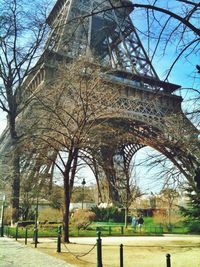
[153,209,183,228]
[186,221,200,233]
[4,207,12,225]
[38,208,63,222]
[91,206,125,223]
[71,209,96,229]
[17,221,35,227]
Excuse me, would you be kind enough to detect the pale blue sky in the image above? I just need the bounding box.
[0,113,6,135]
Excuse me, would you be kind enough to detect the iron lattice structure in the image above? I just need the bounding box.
[0,0,199,203]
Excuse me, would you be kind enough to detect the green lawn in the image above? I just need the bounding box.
[4,224,163,239]
[4,217,189,239]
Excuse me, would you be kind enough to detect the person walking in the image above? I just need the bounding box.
[137,215,144,234]
[131,215,137,232]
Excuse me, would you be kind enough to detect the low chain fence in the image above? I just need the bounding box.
[94,225,164,236]
[3,223,189,242]
[57,230,172,267]
[3,224,164,239]
[2,224,177,267]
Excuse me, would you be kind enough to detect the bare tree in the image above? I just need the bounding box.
[1,0,199,224]
[160,186,179,228]
[112,154,143,227]
[23,57,120,242]
[61,0,199,81]
[0,0,51,222]
[92,0,200,75]
[63,0,200,190]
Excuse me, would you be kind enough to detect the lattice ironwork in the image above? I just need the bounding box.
[46,0,159,77]
[0,0,199,204]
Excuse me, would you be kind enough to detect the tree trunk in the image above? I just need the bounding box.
[11,144,20,224]
[63,148,79,243]
[63,171,70,243]
[124,162,130,229]
[69,148,78,195]
[124,206,128,228]
[93,164,103,204]
[8,104,20,224]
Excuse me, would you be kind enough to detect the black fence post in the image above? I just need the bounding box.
[96,231,103,267]
[0,195,5,237]
[34,227,38,248]
[57,226,62,253]
[0,224,4,237]
[15,225,18,241]
[121,226,124,235]
[120,244,123,267]
[25,228,28,245]
[166,254,171,267]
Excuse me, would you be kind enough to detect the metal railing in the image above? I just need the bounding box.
[3,226,174,266]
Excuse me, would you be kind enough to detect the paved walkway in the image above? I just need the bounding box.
[0,237,77,267]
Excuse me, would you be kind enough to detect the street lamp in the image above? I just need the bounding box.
[81,178,86,209]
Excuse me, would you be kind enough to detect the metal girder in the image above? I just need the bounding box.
[0,0,199,205]
[118,143,145,171]
[79,149,103,203]
[46,0,158,77]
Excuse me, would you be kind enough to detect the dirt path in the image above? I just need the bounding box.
[18,234,200,267]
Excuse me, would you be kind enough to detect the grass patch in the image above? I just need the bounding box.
[4,218,189,239]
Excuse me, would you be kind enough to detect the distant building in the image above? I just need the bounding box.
[31,198,51,211]
[69,202,96,211]
[129,191,188,216]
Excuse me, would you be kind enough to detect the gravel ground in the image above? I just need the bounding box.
[0,237,77,267]
[31,234,200,267]
[1,235,200,267]
[69,234,200,245]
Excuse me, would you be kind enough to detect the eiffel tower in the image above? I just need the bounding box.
[0,0,199,203]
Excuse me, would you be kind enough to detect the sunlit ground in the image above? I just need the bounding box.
[18,235,200,267]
